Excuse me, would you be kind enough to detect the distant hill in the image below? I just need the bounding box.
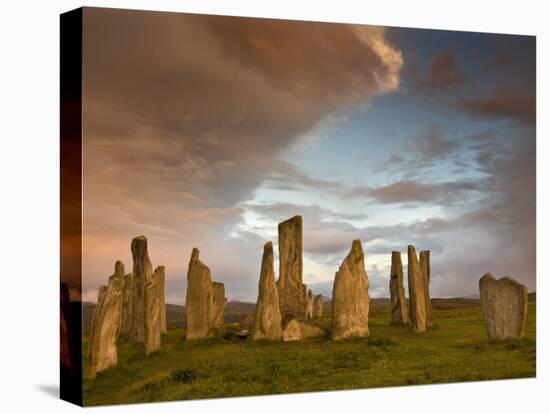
[81,293,535,332]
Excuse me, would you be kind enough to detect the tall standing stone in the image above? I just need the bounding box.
[155,266,167,334]
[479,273,528,340]
[185,248,214,340]
[277,216,304,323]
[313,294,323,318]
[390,251,408,325]
[119,272,133,337]
[304,289,313,320]
[129,236,153,343]
[419,250,433,327]
[144,268,161,355]
[407,245,427,333]
[211,281,227,329]
[85,261,124,379]
[253,242,283,340]
[332,240,370,340]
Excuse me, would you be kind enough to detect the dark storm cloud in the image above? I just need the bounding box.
[456,86,536,125]
[418,50,465,92]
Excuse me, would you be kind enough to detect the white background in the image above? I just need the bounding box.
[0,0,547,412]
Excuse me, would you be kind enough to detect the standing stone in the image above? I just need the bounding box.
[390,251,409,325]
[304,289,313,320]
[407,245,427,333]
[144,268,161,355]
[85,261,124,379]
[282,319,326,341]
[313,295,323,318]
[211,281,227,329]
[277,216,304,323]
[155,266,167,334]
[129,236,154,343]
[185,248,214,340]
[479,273,528,340]
[253,242,283,340]
[419,250,433,327]
[119,272,133,337]
[332,240,370,340]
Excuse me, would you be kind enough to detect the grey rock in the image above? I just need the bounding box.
[282,319,326,341]
[313,294,323,318]
[407,245,427,333]
[419,250,433,327]
[479,273,528,340]
[129,236,154,343]
[211,281,227,328]
[85,261,124,379]
[185,248,214,340]
[277,216,304,323]
[252,242,283,340]
[390,251,408,325]
[332,240,370,340]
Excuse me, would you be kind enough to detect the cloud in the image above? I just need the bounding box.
[79,8,404,300]
[456,86,536,125]
[263,161,348,193]
[418,50,465,92]
[347,179,481,206]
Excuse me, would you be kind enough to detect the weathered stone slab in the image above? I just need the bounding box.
[155,266,167,334]
[313,294,323,318]
[211,281,227,329]
[390,251,408,325]
[419,250,433,327]
[85,261,124,379]
[185,248,214,340]
[304,289,313,320]
[479,273,528,340]
[253,242,283,340]
[277,216,304,323]
[129,236,154,343]
[119,272,133,337]
[145,269,161,355]
[407,245,427,333]
[332,240,370,340]
[282,319,326,341]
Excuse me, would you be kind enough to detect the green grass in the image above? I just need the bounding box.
[83,303,536,406]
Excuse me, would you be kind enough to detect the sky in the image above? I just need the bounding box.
[79,8,535,304]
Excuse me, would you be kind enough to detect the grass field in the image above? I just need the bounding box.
[82,302,536,406]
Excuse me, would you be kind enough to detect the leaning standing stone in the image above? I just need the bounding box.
[479,273,528,340]
[211,281,227,329]
[145,269,161,355]
[313,294,323,318]
[419,250,433,327]
[252,242,283,340]
[407,246,427,333]
[331,240,370,340]
[277,216,304,323]
[129,236,154,343]
[84,261,124,379]
[185,248,214,340]
[390,251,408,325]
